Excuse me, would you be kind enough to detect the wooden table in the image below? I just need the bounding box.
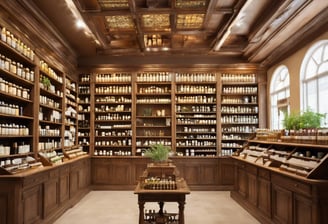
[134,179,190,224]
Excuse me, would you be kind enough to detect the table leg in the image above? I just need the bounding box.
[178,201,185,224]
[138,201,145,224]
[158,201,164,215]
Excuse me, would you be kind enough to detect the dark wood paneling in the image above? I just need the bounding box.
[258,177,271,217]
[59,166,70,204]
[23,184,43,223]
[272,183,293,224]
[43,177,59,217]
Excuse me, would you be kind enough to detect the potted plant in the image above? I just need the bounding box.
[144,143,171,164]
[41,76,51,90]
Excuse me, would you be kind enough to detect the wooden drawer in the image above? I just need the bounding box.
[272,174,311,197]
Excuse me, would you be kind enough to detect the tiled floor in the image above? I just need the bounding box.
[54,191,260,224]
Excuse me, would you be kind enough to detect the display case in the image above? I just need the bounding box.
[175,72,217,157]
[63,76,78,154]
[94,73,133,156]
[38,60,64,165]
[78,74,91,153]
[220,73,259,156]
[237,139,328,179]
[135,72,173,156]
[0,25,42,173]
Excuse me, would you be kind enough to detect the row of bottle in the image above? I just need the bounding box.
[0,54,35,81]
[137,98,171,103]
[222,96,257,104]
[177,140,216,147]
[1,26,35,61]
[0,77,31,99]
[95,96,131,103]
[65,78,76,91]
[0,101,23,116]
[0,123,29,135]
[95,139,132,146]
[0,142,31,155]
[138,86,170,94]
[95,85,131,94]
[96,130,132,137]
[177,85,216,93]
[65,97,77,107]
[176,105,216,113]
[142,130,168,137]
[97,124,131,129]
[94,150,132,156]
[220,149,234,156]
[38,140,61,151]
[222,125,257,133]
[176,73,216,82]
[221,73,256,83]
[95,114,131,121]
[177,134,216,139]
[96,105,129,113]
[180,127,215,133]
[184,149,217,156]
[80,74,90,83]
[39,109,62,123]
[221,115,258,124]
[78,86,90,94]
[136,140,171,147]
[39,60,63,83]
[221,106,258,113]
[96,73,131,82]
[221,142,243,148]
[176,96,216,103]
[177,118,216,125]
[39,126,60,136]
[222,134,244,140]
[78,131,89,136]
[40,95,61,109]
[222,86,257,94]
[137,72,172,82]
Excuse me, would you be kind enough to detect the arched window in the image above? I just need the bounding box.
[300,40,328,126]
[270,65,290,129]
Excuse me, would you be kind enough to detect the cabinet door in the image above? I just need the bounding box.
[272,184,292,224]
[59,166,70,203]
[22,185,43,223]
[43,177,59,217]
[218,159,235,186]
[247,173,258,206]
[294,194,314,224]
[236,166,247,198]
[258,177,271,217]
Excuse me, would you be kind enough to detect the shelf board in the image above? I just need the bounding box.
[0,135,32,138]
[95,101,132,105]
[0,40,35,66]
[0,113,34,120]
[40,87,63,99]
[0,91,33,103]
[248,139,328,150]
[0,152,34,159]
[222,82,257,85]
[39,120,62,125]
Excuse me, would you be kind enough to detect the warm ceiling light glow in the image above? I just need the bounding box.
[76,20,86,29]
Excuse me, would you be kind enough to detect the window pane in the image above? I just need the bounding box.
[306,80,317,111]
[318,76,328,115]
[318,61,328,74]
[305,59,317,79]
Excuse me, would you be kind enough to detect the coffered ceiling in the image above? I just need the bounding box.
[2,0,328,67]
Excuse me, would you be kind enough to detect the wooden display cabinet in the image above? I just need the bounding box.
[0,25,40,173]
[77,74,91,153]
[94,73,133,156]
[219,73,259,156]
[135,72,173,156]
[231,139,328,224]
[175,72,218,157]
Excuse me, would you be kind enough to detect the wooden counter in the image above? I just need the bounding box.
[0,156,90,224]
